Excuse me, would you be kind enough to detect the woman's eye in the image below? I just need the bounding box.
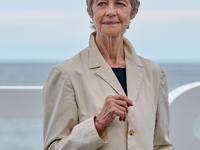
[98,2,106,6]
[116,2,125,6]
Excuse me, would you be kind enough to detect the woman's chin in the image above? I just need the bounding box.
[101,29,123,37]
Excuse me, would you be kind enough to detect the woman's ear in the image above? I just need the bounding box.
[87,8,93,19]
[130,0,140,20]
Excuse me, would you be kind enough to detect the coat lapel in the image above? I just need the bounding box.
[124,37,144,105]
[95,61,126,95]
[88,32,144,98]
[126,59,144,104]
[88,33,125,95]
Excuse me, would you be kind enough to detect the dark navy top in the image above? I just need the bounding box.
[112,68,127,95]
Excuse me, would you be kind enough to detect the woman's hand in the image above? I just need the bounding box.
[94,94,133,134]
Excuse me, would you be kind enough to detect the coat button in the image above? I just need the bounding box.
[129,129,135,135]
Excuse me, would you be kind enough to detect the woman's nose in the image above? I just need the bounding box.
[105,4,116,16]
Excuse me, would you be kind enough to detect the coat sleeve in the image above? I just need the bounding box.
[153,66,174,150]
[43,66,107,150]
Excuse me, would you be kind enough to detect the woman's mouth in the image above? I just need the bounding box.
[103,21,119,25]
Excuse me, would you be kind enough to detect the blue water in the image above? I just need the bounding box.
[0,119,43,150]
[1,63,200,91]
[0,63,200,149]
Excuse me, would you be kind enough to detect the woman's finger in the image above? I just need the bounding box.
[115,100,129,113]
[113,94,133,106]
[115,104,128,122]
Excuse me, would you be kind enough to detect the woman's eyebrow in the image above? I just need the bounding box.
[96,0,107,2]
[116,0,129,4]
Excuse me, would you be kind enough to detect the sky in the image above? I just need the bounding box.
[0,0,200,63]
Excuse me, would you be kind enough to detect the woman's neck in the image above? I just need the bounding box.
[95,33,126,68]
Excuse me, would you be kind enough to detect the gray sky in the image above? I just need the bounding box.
[0,0,200,63]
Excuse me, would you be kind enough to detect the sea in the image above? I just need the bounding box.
[0,63,200,150]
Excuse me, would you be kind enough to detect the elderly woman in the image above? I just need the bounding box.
[43,0,174,149]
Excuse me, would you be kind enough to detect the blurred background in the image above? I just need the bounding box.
[0,0,200,149]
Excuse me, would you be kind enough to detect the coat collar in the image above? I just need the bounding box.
[88,32,104,69]
[88,32,144,104]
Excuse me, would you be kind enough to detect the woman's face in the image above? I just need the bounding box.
[89,0,135,37]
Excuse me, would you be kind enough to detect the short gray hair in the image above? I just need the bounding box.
[86,0,140,15]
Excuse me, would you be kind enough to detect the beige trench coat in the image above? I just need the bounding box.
[43,32,174,150]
